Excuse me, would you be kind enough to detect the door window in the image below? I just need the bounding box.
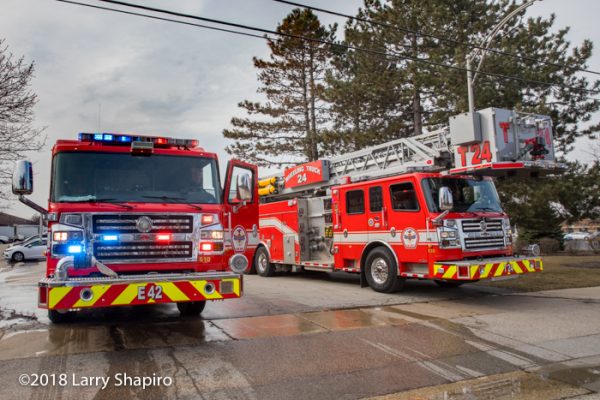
[228,166,254,203]
[369,186,383,212]
[346,190,365,214]
[390,182,419,211]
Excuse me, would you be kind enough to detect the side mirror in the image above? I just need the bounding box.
[236,173,252,202]
[438,186,453,211]
[12,160,33,195]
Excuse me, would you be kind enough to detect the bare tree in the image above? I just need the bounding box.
[0,38,45,201]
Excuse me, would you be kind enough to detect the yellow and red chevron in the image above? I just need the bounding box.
[433,257,542,280]
[43,278,241,310]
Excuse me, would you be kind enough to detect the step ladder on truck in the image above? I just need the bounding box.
[253,108,565,292]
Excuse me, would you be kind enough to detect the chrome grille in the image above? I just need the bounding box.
[92,214,193,234]
[462,219,505,250]
[94,241,193,260]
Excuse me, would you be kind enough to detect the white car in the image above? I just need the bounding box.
[3,238,48,262]
[563,232,591,241]
[0,235,9,244]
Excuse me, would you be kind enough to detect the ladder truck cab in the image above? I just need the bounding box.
[13,133,259,322]
[255,108,564,292]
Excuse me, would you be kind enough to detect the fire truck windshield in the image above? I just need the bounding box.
[51,152,222,204]
[421,177,503,213]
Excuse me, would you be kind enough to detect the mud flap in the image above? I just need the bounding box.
[360,268,368,288]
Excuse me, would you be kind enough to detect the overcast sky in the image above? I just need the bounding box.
[1,0,599,218]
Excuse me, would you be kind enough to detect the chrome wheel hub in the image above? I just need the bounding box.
[371,257,389,285]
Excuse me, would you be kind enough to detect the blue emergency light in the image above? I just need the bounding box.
[102,235,118,241]
[78,132,199,148]
[68,245,82,254]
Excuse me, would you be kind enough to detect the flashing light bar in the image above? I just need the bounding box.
[78,132,199,148]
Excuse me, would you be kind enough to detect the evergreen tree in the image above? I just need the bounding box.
[326,0,600,155]
[223,9,336,166]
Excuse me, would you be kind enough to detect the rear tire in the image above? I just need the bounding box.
[177,301,206,316]
[255,247,275,277]
[11,251,24,263]
[364,247,404,293]
[48,309,73,324]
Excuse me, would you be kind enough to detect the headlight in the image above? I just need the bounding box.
[53,231,83,242]
[201,230,224,240]
[444,219,457,228]
[440,231,457,239]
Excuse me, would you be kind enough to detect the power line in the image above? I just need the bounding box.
[58,0,599,95]
[273,0,600,77]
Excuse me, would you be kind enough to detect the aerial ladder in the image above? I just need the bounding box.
[259,107,565,199]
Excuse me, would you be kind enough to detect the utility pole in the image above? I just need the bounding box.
[466,0,541,113]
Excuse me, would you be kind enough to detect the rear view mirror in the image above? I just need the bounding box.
[438,186,453,211]
[236,174,252,202]
[12,160,33,195]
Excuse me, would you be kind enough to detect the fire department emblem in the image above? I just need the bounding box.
[402,228,418,249]
[136,216,153,233]
[480,220,488,232]
[232,225,248,253]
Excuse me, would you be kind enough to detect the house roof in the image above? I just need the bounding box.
[0,212,34,226]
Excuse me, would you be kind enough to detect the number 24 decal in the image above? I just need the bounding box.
[457,141,492,167]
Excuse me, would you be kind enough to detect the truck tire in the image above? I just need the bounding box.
[364,247,404,293]
[255,247,275,277]
[177,301,206,316]
[48,309,73,324]
[11,251,24,263]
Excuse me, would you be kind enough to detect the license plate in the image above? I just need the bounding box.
[137,284,163,301]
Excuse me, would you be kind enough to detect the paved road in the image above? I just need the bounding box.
[0,257,599,399]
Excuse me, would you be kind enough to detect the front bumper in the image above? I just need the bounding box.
[39,271,242,310]
[433,256,542,281]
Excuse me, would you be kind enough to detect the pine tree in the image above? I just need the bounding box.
[326,0,600,155]
[223,9,336,167]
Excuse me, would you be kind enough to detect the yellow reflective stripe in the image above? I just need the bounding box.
[48,287,73,309]
[539,259,543,271]
[511,261,523,274]
[494,262,506,277]
[222,278,241,296]
[73,285,111,308]
[442,266,457,279]
[470,265,479,278]
[481,263,494,278]
[522,259,533,272]
[112,284,142,305]
[161,282,190,302]
[190,280,223,300]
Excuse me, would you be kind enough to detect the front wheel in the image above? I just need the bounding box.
[255,247,275,277]
[11,251,24,263]
[177,301,206,316]
[364,247,404,293]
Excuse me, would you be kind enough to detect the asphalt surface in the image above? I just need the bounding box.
[0,251,599,400]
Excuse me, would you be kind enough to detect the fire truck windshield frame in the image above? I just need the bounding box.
[51,152,222,204]
[421,177,503,214]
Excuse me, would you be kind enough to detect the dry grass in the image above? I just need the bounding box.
[477,255,600,292]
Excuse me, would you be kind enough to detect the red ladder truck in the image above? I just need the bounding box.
[12,133,258,322]
[253,108,564,292]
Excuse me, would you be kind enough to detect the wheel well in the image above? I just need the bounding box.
[360,241,399,276]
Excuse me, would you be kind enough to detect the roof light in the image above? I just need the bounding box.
[78,132,199,149]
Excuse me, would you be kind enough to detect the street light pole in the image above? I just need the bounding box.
[466,0,540,113]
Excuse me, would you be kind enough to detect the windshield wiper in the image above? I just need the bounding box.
[142,196,203,211]
[64,198,134,210]
[471,207,501,212]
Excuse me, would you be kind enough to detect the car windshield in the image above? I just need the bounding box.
[51,152,222,204]
[421,177,503,213]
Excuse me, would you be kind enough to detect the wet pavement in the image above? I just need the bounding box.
[0,254,599,399]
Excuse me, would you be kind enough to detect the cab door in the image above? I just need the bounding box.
[367,185,387,240]
[223,160,259,272]
[332,186,367,271]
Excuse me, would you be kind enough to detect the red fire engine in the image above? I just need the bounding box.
[13,133,258,322]
[253,108,564,292]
